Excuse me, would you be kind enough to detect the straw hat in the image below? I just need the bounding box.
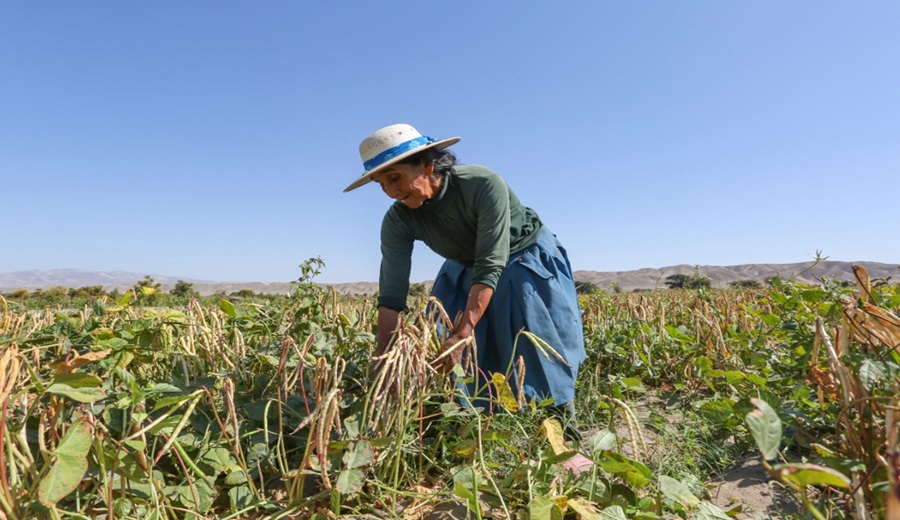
[343,124,460,192]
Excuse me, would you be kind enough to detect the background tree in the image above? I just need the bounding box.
[68,286,107,299]
[134,275,161,292]
[408,282,428,297]
[170,280,198,298]
[575,280,601,295]
[686,275,712,289]
[8,289,29,300]
[665,272,712,290]
[133,275,162,305]
[729,279,762,289]
[33,286,69,305]
[664,274,691,289]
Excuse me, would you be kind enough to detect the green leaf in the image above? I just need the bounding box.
[858,359,886,391]
[343,413,361,438]
[599,505,627,520]
[821,457,866,474]
[576,475,611,505]
[760,313,781,327]
[693,502,731,519]
[46,383,106,403]
[628,470,652,488]
[568,497,603,519]
[38,419,92,505]
[336,468,365,495]
[482,430,513,442]
[166,476,217,512]
[246,442,269,465]
[694,356,713,373]
[117,291,134,307]
[665,325,694,344]
[810,443,836,457]
[113,497,133,517]
[451,439,477,458]
[745,373,768,388]
[218,299,237,318]
[197,446,234,475]
[601,452,652,477]
[699,399,735,425]
[588,429,617,452]
[598,460,636,474]
[530,495,563,520]
[622,377,645,392]
[51,372,102,388]
[452,466,481,514]
[57,420,93,459]
[773,463,851,489]
[158,309,188,323]
[342,440,375,469]
[148,414,183,435]
[659,475,700,507]
[124,440,146,452]
[91,327,116,340]
[224,470,248,486]
[228,485,254,511]
[543,449,579,465]
[598,457,649,489]
[724,371,745,384]
[151,394,194,413]
[148,383,182,395]
[101,337,130,351]
[257,354,280,367]
[745,398,781,460]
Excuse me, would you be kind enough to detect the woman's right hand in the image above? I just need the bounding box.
[437,334,467,373]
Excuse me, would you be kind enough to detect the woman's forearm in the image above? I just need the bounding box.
[453,283,494,337]
[376,306,401,357]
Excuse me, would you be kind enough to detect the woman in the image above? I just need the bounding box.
[344,124,590,469]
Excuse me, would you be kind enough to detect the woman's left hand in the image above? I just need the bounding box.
[437,333,469,373]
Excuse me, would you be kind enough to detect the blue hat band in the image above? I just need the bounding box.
[363,136,435,172]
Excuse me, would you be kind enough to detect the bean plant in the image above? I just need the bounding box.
[0,260,897,519]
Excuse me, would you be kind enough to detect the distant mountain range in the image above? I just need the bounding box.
[0,269,207,288]
[573,261,898,292]
[0,262,897,296]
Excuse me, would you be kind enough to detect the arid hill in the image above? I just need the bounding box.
[1,261,896,296]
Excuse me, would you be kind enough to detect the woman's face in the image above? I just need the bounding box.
[371,161,439,209]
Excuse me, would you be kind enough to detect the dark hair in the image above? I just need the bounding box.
[398,147,458,177]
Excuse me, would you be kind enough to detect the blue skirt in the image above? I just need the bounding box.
[430,227,585,407]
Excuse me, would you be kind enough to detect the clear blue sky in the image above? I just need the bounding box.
[2,2,898,284]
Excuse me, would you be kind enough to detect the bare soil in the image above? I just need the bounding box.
[606,394,800,518]
[709,457,800,519]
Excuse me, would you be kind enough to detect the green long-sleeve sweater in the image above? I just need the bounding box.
[378,164,543,311]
